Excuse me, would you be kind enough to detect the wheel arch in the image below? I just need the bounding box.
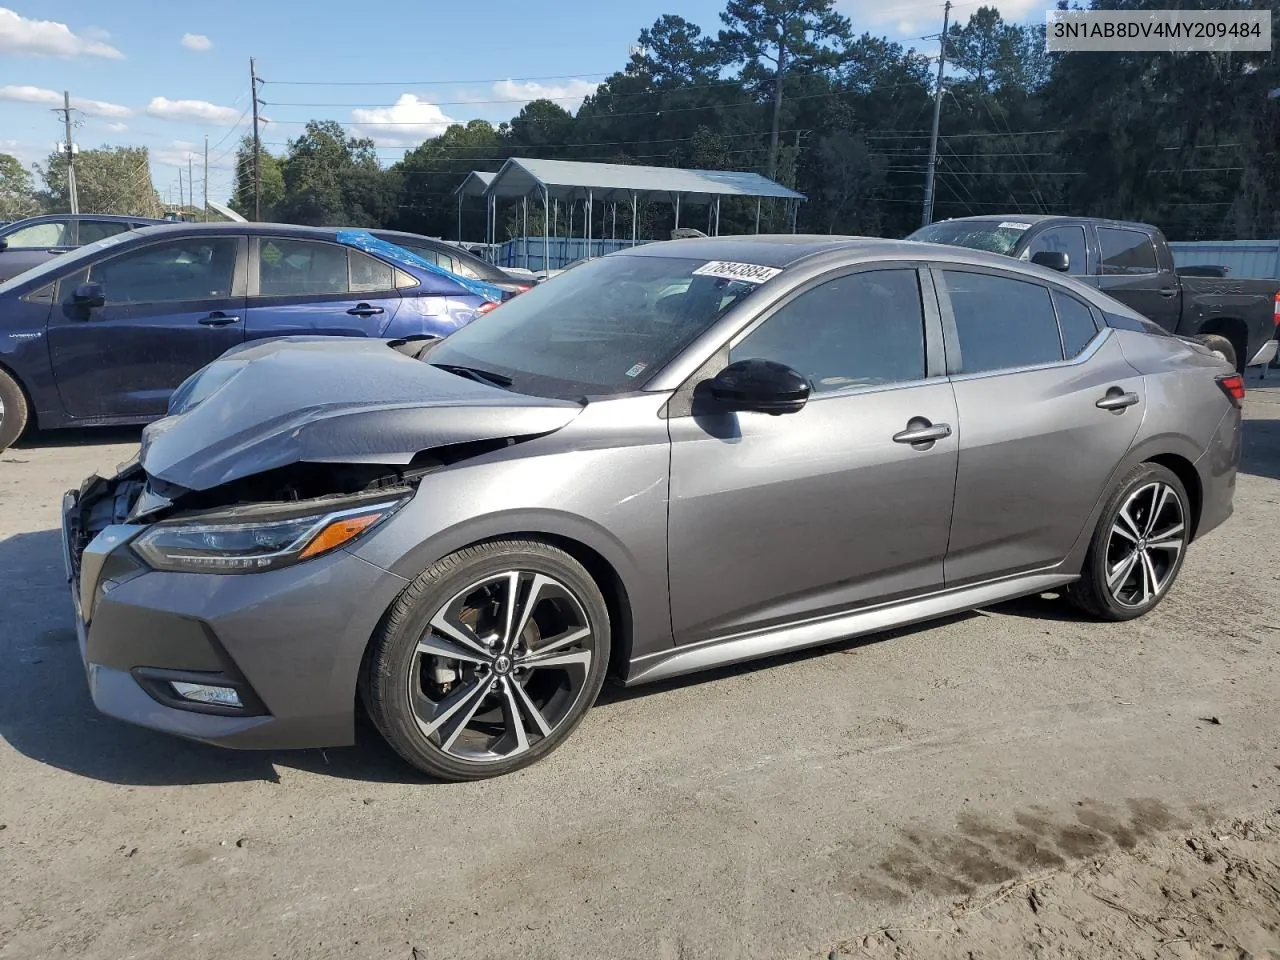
[1143,452,1203,540]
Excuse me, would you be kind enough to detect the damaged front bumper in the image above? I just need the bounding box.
[60,468,410,751]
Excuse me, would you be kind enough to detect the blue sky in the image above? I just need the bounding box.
[1,0,1044,204]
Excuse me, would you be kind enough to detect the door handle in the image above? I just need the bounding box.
[893,419,952,445]
[198,312,241,327]
[346,303,385,317]
[1096,389,1140,411]
[1158,288,1178,298]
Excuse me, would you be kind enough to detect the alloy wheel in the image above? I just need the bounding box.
[1104,481,1186,609]
[408,570,596,763]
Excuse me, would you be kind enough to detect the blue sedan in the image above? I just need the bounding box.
[0,222,503,450]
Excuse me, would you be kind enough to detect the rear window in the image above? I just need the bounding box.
[907,219,1032,256]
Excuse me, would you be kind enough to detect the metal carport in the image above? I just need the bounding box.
[468,157,807,270]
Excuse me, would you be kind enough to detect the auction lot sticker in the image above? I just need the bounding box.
[693,261,783,284]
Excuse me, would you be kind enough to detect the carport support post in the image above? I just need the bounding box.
[586,189,593,259]
[674,194,681,230]
[755,198,761,234]
[715,196,721,237]
[611,202,616,241]
[542,186,549,275]
[457,194,463,243]
[522,195,529,269]
[631,192,638,246]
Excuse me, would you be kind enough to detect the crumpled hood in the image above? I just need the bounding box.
[138,336,583,491]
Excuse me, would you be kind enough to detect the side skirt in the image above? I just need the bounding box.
[624,571,1078,686]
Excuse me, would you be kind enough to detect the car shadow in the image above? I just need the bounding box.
[1241,415,1280,481]
[12,425,143,450]
[0,527,443,787]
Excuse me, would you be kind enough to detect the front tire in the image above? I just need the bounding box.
[1069,463,1190,621]
[361,539,610,781]
[0,368,29,452]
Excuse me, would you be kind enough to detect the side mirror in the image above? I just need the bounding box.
[0,238,8,251]
[707,358,810,415]
[73,282,106,310]
[1031,250,1070,272]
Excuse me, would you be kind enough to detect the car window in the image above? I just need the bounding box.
[1054,290,1100,358]
[5,220,71,249]
[259,238,348,296]
[349,250,394,293]
[907,220,1029,255]
[78,220,132,244]
[943,270,1064,374]
[67,237,239,304]
[1098,228,1158,275]
[395,243,440,266]
[426,254,761,399]
[731,269,926,392]
[437,253,459,273]
[1026,227,1087,275]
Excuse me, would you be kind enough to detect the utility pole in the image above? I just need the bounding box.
[250,57,262,220]
[55,91,79,214]
[922,0,951,228]
[203,135,209,221]
[188,153,194,218]
[178,168,184,212]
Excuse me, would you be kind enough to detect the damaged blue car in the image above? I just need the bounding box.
[0,223,506,450]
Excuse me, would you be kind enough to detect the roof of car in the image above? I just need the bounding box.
[128,221,357,240]
[922,214,1155,232]
[619,233,1044,271]
[3,213,165,227]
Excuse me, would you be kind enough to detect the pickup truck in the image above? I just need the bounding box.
[907,215,1280,372]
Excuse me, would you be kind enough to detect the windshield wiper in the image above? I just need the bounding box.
[430,363,513,389]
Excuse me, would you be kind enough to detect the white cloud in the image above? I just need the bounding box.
[106,122,128,132]
[0,84,131,118]
[153,139,233,171]
[351,93,455,145]
[0,7,123,59]
[146,96,239,124]
[492,78,598,112]
[181,32,211,51]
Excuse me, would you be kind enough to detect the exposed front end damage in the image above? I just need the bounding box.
[59,333,587,751]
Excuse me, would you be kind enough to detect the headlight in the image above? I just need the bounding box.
[132,498,404,574]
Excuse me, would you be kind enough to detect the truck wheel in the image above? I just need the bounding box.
[0,369,29,452]
[1198,334,1237,369]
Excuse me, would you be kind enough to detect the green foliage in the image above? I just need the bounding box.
[0,154,40,220]
[231,135,285,219]
[212,0,1280,242]
[40,146,161,217]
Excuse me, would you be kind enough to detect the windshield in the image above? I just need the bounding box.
[0,229,140,295]
[906,219,1032,256]
[426,254,764,400]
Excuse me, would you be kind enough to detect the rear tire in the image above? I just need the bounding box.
[1198,333,1237,370]
[0,368,29,453]
[1069,463,1190,622]
[360,539,610,781]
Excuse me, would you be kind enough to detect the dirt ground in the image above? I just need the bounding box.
[2,373,1280,960]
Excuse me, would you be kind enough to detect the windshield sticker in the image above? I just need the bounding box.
[692,260,782,284]
[625,362,647,378]
[998,221,1033,230]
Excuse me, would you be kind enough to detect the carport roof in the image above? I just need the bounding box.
[480,157,806,205]
[454,170,496,197]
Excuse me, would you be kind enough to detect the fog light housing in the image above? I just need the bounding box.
[170,681,243,707]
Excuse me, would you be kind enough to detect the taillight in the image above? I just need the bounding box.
[1216,373,1245,408]
[476,301,500,316]
[1273,291,1279,326]
[514,285,531,294]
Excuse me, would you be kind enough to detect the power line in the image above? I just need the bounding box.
[263,71,619,87]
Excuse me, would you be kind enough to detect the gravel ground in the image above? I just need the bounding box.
[2,375,1279,960]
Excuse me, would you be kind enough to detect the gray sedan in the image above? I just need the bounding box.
[62,236,1242,780]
